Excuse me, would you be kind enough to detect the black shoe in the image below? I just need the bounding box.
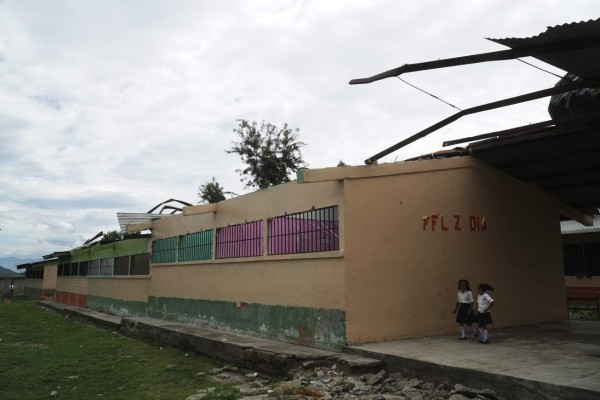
[479,339,489,344]
[458,336,467,340]
[473,331,479,338]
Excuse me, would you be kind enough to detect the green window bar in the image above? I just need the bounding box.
[152,237,178,263]
[178,230,213,262]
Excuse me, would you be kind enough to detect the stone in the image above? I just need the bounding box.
[448,395,470,400]
[209,372,245,384]
[185,393,208,400]
[166,364,176,370]
[382,395,406,400]
[50,391,58,397]
[239,387,269,396]
[367,370,386,386]
[421,382,434,391]
[222,365,238,372]
[452,384,504,400]
[294,386,325,398]
[401,387,421,399]
[273,380,303,395]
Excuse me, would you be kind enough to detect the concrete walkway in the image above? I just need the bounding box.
[39,301,600,399]
[38,301,380,374]
[348,320,600,400]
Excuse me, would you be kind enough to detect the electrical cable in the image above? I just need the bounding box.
[397,76,462,111]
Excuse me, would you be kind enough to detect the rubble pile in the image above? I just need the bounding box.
[187,364,505,400]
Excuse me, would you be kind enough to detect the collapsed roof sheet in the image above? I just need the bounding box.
[489,18,600,79]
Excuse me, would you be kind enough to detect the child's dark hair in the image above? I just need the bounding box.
[478,283,494,292]
[457,279,471,290]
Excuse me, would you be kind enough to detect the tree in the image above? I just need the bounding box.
[198,177,227,204]
[102,230,122,242]
[227,119,306,190]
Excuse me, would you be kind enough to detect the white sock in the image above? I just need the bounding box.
[483,329,488,340]
[459,326,466,337]
[479,328,483,337]
[471,326,478,335]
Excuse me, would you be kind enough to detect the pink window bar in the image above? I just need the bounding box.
[215,220,264,259]
[268,205,339,255]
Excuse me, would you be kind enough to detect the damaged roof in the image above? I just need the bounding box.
[351,19,600,221]
[489,18,600,79]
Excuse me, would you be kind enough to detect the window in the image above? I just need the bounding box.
[179,231,212,262]
[152,237,178,263]
[268,206,339,255]
[130,253,150,275]
[216,220,263,259]
[79,261,88,276]
[114,256,130,275]
[25,267,44,279]
[88,260,100,275]
[99,258,114,275]
[564,243,600,276]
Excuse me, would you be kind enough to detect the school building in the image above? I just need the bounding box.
[21,18,600,348]
[26,155,582,349]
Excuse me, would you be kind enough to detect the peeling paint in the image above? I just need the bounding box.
[147,296,346,350]
[86,295,147,317]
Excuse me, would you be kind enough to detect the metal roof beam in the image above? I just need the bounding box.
[364,77,600,165]
[349,35,600,85]
[443,114,600,147]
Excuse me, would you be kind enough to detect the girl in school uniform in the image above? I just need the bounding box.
[476,283,495,344]
[453,279,478,340]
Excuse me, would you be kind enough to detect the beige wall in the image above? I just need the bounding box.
[342,158,566,343]
[24,279,43,289]
[43,264,57,290]
[88,277,150,302]
[56,277,88,295]
[150,180,346,310]
[151,257,344,309]
[565,276,598,288]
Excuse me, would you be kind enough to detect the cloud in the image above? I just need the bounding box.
[0,0,597,257]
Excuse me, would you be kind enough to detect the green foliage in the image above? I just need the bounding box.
[0,300,238,400]
[198,177,227,204]
[227,119,306,190]
[102,230,123,242]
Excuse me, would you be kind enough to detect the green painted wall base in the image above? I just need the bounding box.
[87,295,147,317]
[147,296,346,350]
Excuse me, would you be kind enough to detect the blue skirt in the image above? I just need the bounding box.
[455,303,474,324]
[476,311,493,325]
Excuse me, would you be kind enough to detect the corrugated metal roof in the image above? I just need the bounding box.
[117,212,170,232]
[468,119,600,212]
[561,216,600,234]
[489,19,600,78]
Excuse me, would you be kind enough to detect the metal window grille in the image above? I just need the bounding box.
[268,205,340,255]
[99,258,114,275]
[152,237,178,263]
[79,261,88,276]
[88,259,100,275]
[130,253,150,275]
[215,220,263,259]
[178,231,212,262]
[114,256,130,275]
[70,262,79,276]
[25,267,44,279]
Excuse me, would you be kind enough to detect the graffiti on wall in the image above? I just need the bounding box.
[422,214,487,232]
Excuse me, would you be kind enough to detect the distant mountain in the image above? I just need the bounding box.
[0,266,18,275]
[0,257,37,272]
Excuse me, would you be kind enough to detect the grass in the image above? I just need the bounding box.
[0,299,239,400]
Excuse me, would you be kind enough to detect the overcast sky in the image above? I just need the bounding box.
[0,1,596,261]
